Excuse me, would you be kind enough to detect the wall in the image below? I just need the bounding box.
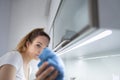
[0,0,49,55]
[0,0,11,56]
[0,0,50,79]
[8,0,48,50]
[62,51,120,80]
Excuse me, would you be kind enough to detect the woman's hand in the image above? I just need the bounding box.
[36,62,58,80]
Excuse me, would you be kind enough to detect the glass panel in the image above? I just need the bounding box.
[53,0,98,49]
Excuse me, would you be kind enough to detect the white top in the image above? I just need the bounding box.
[0,51,27,80]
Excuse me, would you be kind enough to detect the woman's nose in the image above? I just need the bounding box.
[38,50,41,54]
[38,48,44,54]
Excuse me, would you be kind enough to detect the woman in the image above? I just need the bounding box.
[0,28,58,80]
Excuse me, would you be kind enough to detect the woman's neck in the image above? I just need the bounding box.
[21,53,30,80]
[21,52,31,65]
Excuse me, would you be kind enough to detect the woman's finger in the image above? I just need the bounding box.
[36,62,48,77]
[36,66,55,80]
[46,70,58,80]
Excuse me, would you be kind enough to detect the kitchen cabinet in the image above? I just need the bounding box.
[52,0,99,51]
[52,0,120,53]
[98,0,120,30]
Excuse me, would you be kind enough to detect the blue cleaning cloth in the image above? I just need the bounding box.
[38,47,65,80]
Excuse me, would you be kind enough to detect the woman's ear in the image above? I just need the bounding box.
[26,41,30,48]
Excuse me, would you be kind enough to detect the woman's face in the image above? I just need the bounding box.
[26,36,49,60]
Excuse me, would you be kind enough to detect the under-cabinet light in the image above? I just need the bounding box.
[58,30,112,55]
[78,54,120,60]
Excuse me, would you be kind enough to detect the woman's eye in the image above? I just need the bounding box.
[36,44,41,48]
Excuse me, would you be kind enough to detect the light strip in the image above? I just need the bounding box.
[58,30,112,55]
[78,54,120,60]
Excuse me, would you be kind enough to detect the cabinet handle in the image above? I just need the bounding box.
[53,40,70,52]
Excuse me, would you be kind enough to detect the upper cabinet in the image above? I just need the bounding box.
[52,0,120,53]
[53,0,99,51]
[98,0,120,30]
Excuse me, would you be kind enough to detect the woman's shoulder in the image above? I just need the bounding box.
[4,50,22,58]
[6,50,20,54]
[0,50,23,70]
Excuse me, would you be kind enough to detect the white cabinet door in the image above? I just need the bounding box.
[98,0,120,30]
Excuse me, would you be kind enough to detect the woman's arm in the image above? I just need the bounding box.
[0,64,16,80]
